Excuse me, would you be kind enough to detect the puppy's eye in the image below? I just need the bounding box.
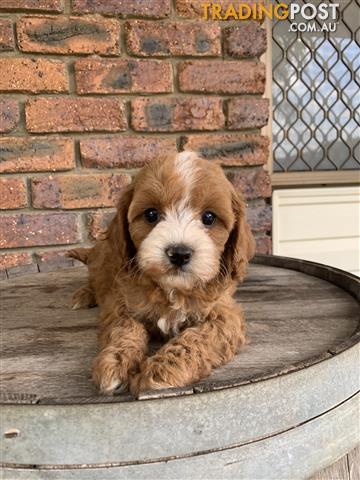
[144,208,159,224]
[202,211,216,226]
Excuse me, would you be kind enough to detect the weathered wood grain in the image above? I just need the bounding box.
[309,445,360,480]
[347,445,360,480]
[1,259,359,404]
[310,454,350,480]
[253,254,360,300]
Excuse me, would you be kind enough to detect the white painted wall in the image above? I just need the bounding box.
[272,186,360,276]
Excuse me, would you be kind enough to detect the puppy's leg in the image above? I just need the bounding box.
[93,307,149,394]
[67,246,96,309]
[130,301,245,396]
[71,285,97,309]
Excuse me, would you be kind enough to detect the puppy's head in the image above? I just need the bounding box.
[109,152,255,290]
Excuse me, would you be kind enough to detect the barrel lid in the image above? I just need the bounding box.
[1,255,359,404]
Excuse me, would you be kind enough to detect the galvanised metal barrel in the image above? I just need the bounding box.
[1,255,359,479]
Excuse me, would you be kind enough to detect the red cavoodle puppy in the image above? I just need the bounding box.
[68,151,255,396]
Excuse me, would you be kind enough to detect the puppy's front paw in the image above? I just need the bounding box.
[92,348,131,394]
[129,359,173,397]
[71,286,96,310]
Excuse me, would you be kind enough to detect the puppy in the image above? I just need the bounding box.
[68,151,255,396]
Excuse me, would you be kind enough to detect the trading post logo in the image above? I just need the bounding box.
[202,2,339,32]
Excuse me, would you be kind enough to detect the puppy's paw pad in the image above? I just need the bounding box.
[71,287,96,310]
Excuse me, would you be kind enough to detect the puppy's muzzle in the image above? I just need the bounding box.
[166,244,193,267]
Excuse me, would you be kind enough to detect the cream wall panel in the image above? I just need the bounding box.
[273,187,360,275]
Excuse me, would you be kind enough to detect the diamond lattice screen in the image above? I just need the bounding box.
[272,0,360,172]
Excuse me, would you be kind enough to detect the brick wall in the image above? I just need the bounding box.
[0,0,271,273]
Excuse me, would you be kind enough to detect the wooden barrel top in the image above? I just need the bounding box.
[1,254,359,405]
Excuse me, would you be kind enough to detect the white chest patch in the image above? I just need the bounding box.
[157,317,168,335]
[157,310,187,337]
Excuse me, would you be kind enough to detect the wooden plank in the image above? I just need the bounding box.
[6,264,39,278]
[310,454,350,480]
[310,446,360,480]
[348,446,360,480]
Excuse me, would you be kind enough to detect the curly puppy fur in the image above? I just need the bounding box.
[68,152,255,396]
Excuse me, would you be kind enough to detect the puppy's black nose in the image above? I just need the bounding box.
[166,244,193,267]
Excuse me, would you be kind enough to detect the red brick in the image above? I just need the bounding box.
[0,99,19,133]
[0,213,80,248]
[0,1,63,12]
[131,97,224,132]
[5,262,39,277]
[31,173,131,209]
[227,97,269,129]
[0,177,27,210]
[0,137,74,173]
[176,0,209,17]
[0,19,14,51]
[80,136,177,169]
[0,58,68,93]
[26,98,127,133]
[0,252,33,270]
[176,0,263,19]
[227,167,271,199]
[224,23,266,58]
[125,20,220,57]
[17,16,120,55]
[181,133,269,166]
[72,0,171,17]
[178,60,265,94]
[87,210,116,240]
[35,248,84,271]
[75,58,172,94]
[255,235,272,254]
[246,203,272,232]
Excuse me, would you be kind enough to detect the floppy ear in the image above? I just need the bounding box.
[222,189,256,282]
[106,184,136,269]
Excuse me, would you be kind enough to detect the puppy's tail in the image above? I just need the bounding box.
[66,247,92,265]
